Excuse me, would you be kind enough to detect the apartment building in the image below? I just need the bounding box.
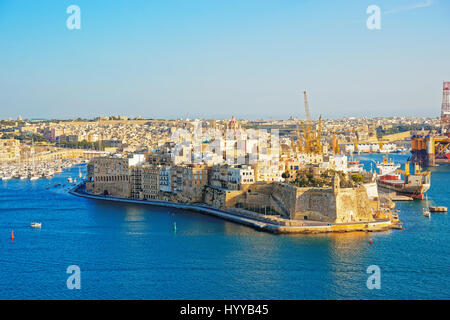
[141,165,160,200]
[209,164,255,190]
[175,164,208,203]
[0,139,20,162]
[86,157,131,198]
[227,165,255,190]
[159,166,172,193]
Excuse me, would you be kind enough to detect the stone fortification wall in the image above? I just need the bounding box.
[270,181,375,223]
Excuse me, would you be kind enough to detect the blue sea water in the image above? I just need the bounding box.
[0,154,449,300]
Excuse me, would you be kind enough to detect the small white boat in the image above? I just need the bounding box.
[67,177,73,183]
[423,195,431,218]
[30,176,39,181]
[31,222,42,228]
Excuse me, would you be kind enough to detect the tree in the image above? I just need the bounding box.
[351,174,364,184]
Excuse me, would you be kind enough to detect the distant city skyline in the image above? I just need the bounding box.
[0,0,449,120]
[0,115,442,122]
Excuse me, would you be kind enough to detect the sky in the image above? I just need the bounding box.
[0,0,449,120]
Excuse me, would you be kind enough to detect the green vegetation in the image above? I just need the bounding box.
[351,174,364,183]
[0,133,47,142]
[376,124,434,138]
[281,170,290,179]
[0,120,17,126]
[28,134,47,142]
[293,171,328,188]
[290,169,363,188]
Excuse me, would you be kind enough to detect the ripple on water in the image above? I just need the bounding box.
[1,161,449,299]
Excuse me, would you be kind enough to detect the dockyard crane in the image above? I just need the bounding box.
[303,91,312,150]
[303,91,311,128]
[280,90,322,155]
[302,90,322,154]
[303,90,313,153]
[330,130,357,154]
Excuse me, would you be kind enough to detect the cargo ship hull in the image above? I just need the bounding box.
[376,156,431,200]
[377,180,430,199]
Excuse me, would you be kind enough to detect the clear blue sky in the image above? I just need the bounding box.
[0,0,449,120]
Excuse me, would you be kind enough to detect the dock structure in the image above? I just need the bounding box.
[379,189,414,203]
[389,195,414,201]
[411,82,450,166]
[69,184,396,234]
[411,134,450,166]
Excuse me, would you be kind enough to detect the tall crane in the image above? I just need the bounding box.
[303,90,322,154]
[331,130,357,154]
[303,90,311,136]
[281,90,322,155]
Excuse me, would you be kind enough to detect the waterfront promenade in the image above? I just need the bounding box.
[70,183,393,234]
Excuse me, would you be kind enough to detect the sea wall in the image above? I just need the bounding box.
[270,182,375,223]
[69,184,392,234]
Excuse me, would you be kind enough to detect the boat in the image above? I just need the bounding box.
[29,175,39,181]
[67,177,73,183]
[376,155,430,200]
[423,195,431,218]
[429,206,448,213]
[31,222,42,228]
[347,160,364,173]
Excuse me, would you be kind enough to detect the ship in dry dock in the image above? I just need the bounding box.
[376,155,430,199]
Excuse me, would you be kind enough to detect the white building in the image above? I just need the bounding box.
[227,165,255,189]
[321,155,348,172]
[128,154,146,166]
[159,166,172,192]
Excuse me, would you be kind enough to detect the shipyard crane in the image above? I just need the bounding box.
[303,91,312,142]
[302,90,322,154]
[330,130,357,154]
[279,90,322,155]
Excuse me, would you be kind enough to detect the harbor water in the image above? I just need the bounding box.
[0,154,449,299]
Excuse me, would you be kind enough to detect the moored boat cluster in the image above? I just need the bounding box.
[0,159,87,181]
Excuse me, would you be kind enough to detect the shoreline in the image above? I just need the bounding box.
[69,184,393,234]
